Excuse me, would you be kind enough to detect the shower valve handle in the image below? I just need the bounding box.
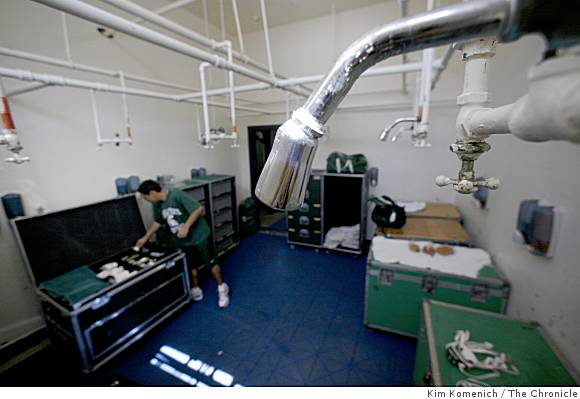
[436,175,500,194]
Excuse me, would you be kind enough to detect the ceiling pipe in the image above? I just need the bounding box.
[146,0,199,22]
[397,0,410,93]
[101,0,200,34]
[94,0,310,97]
[218,41,239,147]
[118,71,133,144]
[61,12,73,64]
[255,0,514,211]
[259,0,275,76]
[31,0,296,94]
[5,82,50,97]
[198,62,212,148]
[0,66,272,115]
[199,44,239,149]
[0,46,199,93]
[177,60,437,100]
[431,44,455,90]
[219,0,226,41]
[414,0,436,148]
[231,0,245,53]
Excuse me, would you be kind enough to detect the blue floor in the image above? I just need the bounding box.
[268,217,287,231]
[110,233,417,386]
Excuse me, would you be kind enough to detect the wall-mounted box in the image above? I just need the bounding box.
[514,200,561,258]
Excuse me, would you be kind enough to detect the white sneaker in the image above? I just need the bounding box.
[217,283,230,308]
[192,286,204,301]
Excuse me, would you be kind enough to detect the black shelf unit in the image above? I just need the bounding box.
[286,170,369,254]
[180,174,239,259]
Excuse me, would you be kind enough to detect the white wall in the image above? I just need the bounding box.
[0,0,239,346]
[234,1,580,372]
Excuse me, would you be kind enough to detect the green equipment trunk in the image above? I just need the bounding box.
[414,300,579,386]
[364,249,510,338]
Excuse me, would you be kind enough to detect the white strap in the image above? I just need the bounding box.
[344,159,354,173]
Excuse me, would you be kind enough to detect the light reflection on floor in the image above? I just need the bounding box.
[149,344,241,387]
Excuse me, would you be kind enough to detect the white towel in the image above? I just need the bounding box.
[371,236,492,278]
[324,224,360,250]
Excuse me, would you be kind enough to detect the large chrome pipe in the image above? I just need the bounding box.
[256,0,514,210]
[304,0,511,124]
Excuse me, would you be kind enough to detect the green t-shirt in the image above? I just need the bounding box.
[153,189,210,247]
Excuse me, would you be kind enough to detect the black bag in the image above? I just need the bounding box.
[370,195,406,229]
[326,152,368,174]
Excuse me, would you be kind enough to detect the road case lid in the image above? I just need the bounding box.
[12,195,146,285]
[423,300,579,386]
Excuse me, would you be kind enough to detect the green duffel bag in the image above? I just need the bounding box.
[326,152,368,174]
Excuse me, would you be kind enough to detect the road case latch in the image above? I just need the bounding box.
[165,260,176,269]
[422,275,438,294]
[471,283,489,303]
[378,268,394,286]
[91,295,110,310]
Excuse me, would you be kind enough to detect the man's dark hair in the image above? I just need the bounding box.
[138,180,162,195]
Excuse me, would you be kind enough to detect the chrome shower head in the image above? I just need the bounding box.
[254,108,325,211]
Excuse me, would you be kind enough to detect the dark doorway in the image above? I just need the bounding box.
[247,124,286,232]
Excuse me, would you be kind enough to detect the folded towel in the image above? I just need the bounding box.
[39,265,109,305]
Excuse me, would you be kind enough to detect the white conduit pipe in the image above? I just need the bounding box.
[398,0,409,93]
[121,0,200,27]
[89,90,104,147]
[219,0,226,41]
[178,60,437,100]
[96,0,309,96]
[148,0,198,20]
[431,44,455,90]
[61,12,73,64]
[419,47,434,130]
[202,0,209,38]
[32,0,286,90]
[231,0,245,54]
[0,66,271,115]
[218,41,237,136]
[119,71,133,143]
[199,61,237,147]
[0,46,199,93]
[259,0,274,76]
[199,62,212,147]
[417,0,435,133]
[6,82,50,97]
[195,105,203,142]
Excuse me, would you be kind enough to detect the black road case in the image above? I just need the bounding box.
[11,195,193,373]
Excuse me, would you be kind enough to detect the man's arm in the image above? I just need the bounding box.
[136,221,161,247]
[177,206,204,238]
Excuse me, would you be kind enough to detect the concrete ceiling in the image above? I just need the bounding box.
[159,0,390,36]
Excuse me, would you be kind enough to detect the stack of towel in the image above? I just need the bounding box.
[324,224,360,250]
